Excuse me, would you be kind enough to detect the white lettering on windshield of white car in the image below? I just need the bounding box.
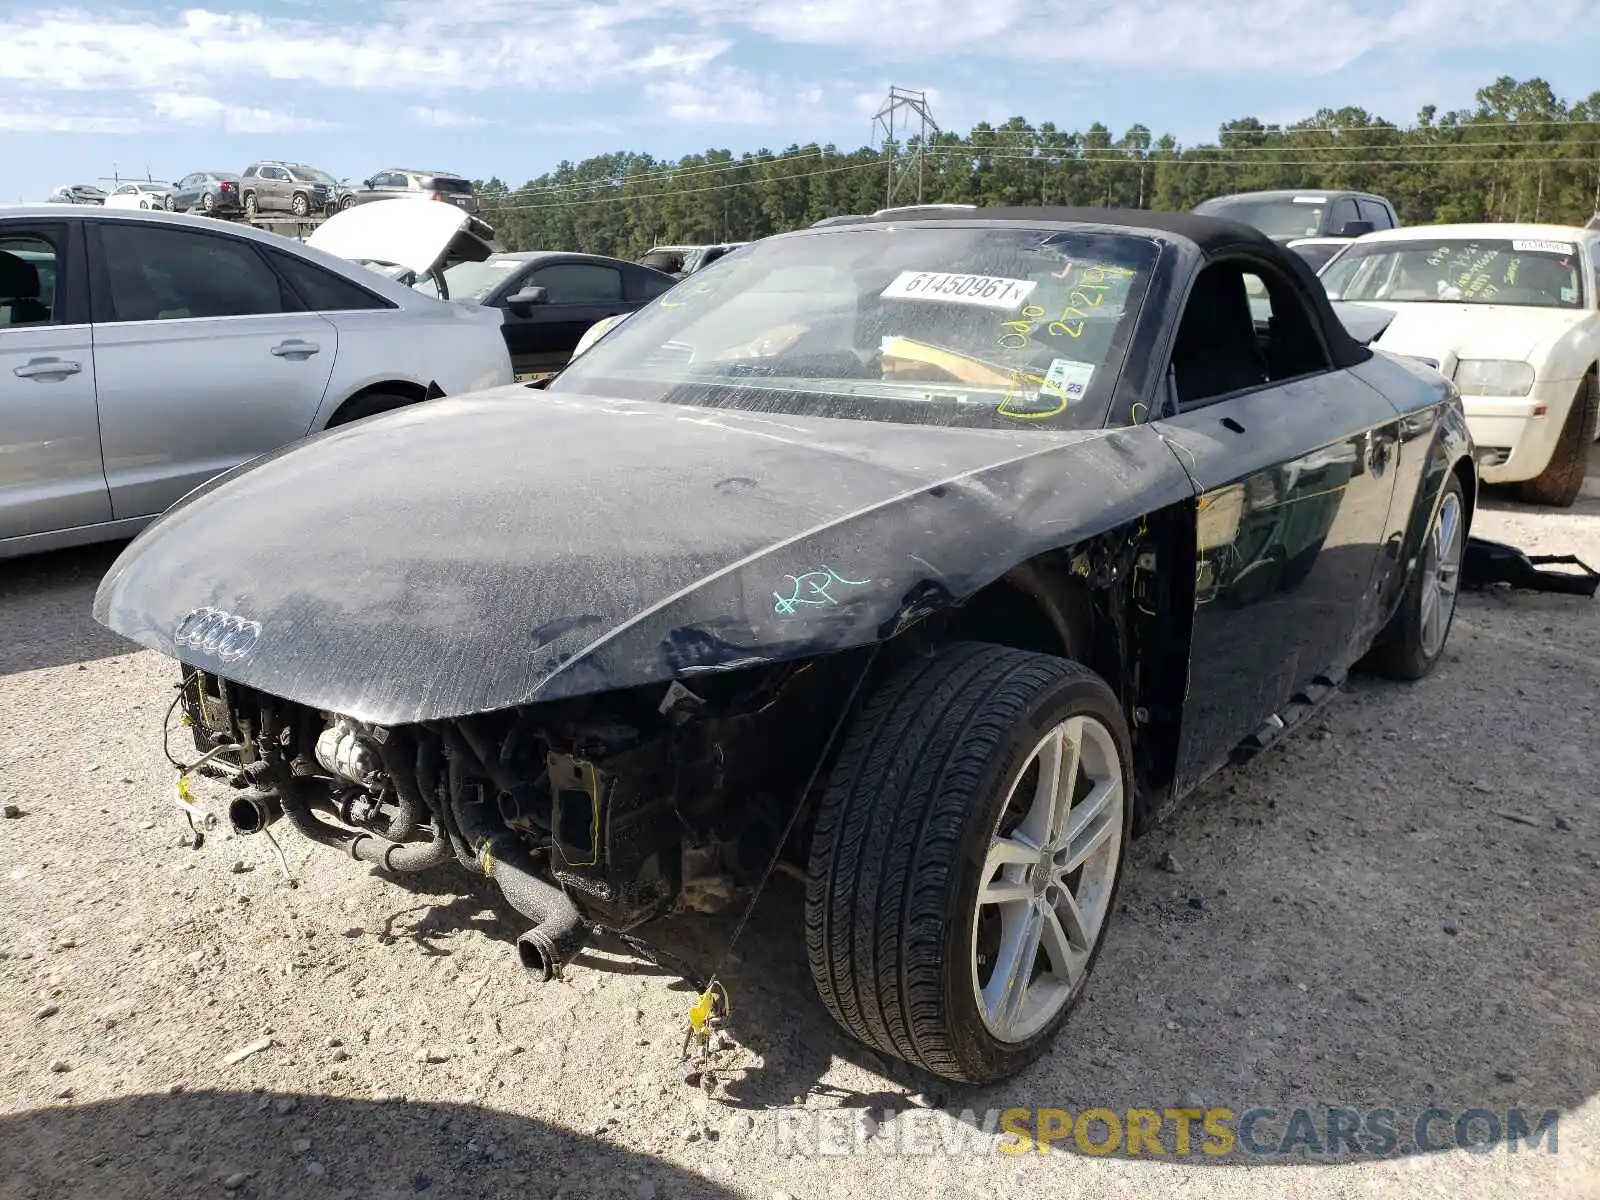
[881,271,1038,311]
[1511,240,1575,255]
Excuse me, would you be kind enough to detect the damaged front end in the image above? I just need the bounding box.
[177,651,851,978]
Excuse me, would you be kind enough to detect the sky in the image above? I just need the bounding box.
[1,0,1596,202]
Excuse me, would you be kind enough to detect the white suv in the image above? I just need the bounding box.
[0,206,513,558]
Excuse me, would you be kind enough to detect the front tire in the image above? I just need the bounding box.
[805,642,1133,1084]
[1359,472,1467,680]
[1514,373,1597,508]
[291,192,311,218]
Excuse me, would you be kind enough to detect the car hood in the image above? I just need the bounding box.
[93,388,1194,725]
[305,197,494,277]
[1353,301,1590,367]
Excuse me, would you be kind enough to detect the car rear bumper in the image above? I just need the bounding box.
[1463,378,1577,483]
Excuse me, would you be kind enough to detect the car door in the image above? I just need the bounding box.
[498,261,626,372]
[258,166,290,211]
[1151,255,1402,796]
[0,219,111,543]
[86,219,339,520]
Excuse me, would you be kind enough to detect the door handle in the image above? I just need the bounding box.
[271,340,321,359]
[13,357,82,380]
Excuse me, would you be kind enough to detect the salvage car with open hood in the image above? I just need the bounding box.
[1319,222,1600,507]
[305,195,497,296]
[94,207,1475,1084]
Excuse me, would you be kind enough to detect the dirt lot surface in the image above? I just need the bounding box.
[3,448,1598,1200]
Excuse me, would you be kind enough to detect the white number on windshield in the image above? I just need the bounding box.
[881,271,1038,311]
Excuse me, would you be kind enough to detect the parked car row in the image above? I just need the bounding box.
[47,165,483,221]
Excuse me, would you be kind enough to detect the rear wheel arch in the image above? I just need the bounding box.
[324,380,434,428]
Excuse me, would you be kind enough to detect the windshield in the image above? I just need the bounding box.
[1197,197,1326,239]
[548,224,1159,431]
[442,258,524,304]
[294,167,338,184]
[1320,238,1585,308]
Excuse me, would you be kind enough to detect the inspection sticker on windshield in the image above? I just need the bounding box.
[881,271,1038,311]
[1512,239,1575,255]
[1042,358,1095,402]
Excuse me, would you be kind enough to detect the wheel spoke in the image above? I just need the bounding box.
[1056,778,1120,874]
[982,901,1045,1037]
[979,837,1035,906]
[1017,719,1079,849]
[1038,900,1083,988]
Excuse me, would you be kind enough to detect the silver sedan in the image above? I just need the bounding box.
[0,206,513,559]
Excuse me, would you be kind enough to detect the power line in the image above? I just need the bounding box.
[481,119,1600,203]
[483,150,1600,216]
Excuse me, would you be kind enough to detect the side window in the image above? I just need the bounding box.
[1168,261,1334,409]
[1248,266,1334,383]
[0,232,59,327]
[242,165,258,180]
[1328,198,1360,234]
[1169,263,1272,409]
[260,167,284,182]
[530,263,622,303]
[1356,199,1392,230]
[99,224,289,321]
[266,248,393,311]
[632,269,676,301]
[376,172,404,189]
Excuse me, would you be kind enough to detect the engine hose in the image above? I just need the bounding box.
[278,775,453,873]
[456,717,523,798]
[374,730,425,843]
[443,725,588,980]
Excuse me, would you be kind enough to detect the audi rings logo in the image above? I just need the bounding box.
[173,607,262,663]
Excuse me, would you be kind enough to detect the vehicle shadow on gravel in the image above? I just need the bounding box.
[0,1090,740,1199]
[0,542,133,676]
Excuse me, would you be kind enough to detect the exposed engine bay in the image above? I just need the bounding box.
[176,654,853,980]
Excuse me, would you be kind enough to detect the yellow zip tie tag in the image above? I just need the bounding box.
[688,980,730,1039]
[688,989,716,1036]
[176,775,195,805]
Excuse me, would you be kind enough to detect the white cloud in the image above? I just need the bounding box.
[0,109,144,133]
[149,93,333,134]
[407,106,489,129]
[644,68,778,124]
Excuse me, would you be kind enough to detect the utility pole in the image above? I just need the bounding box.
[873,86,940,207]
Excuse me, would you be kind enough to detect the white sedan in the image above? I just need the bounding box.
[1319,223,1599,506]
[104,181,176,211]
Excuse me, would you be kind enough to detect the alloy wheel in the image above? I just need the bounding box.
[1419,489,1464,659]
[972,714,1125,1043]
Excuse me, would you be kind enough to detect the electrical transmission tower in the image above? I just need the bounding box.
[873,87,940,207]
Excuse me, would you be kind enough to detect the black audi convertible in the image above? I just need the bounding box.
[94,207,1474,1084]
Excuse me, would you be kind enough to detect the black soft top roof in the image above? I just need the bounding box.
[814,205,1372,369]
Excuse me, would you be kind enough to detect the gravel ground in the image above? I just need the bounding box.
[2,448,1597,1200]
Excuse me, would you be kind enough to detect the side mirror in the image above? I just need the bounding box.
[506,285,548,314]
[1338,220,1375,238]
[363,178,375,189]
